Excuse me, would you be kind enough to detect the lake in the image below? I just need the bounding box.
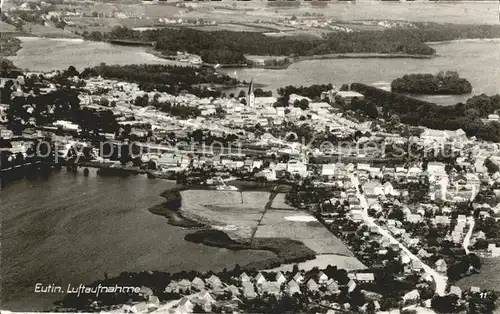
[7,37,181,72]
[8,37,500,106]
[220,39,500,106]
[0,169,275,311]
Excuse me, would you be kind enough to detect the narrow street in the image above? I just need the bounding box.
[463,217,475,255]
[349,174,448,296]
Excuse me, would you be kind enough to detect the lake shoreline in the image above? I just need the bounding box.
[148,186,319,270]
[148,187,205,228]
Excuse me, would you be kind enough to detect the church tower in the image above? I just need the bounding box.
[247,79,255,107]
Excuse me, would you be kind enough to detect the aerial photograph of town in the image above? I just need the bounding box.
[1,0,500,313]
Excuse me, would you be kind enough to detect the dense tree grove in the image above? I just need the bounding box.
[277,84,333,100]
[484,158,500,175]
[350,83,500,142]
[134,94,202,119]
[391,71,472,95]
[0,58,22,78]
[83,23,500,64]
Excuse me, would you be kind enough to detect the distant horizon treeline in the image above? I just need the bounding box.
[80,23,500,64]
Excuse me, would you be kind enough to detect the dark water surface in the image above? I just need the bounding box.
[1,168,275,311]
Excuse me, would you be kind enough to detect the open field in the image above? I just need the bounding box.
[0,21,19,33]
[179,189,353,256]
[188,23,275,32]
[180,190,269,241]
[69,1,500,25]
[456,257,500,291]
[21,22,81,38]
[254,210,354,255]
[270,193,295,210]
[0,36,22,57]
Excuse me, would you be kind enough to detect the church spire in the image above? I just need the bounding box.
[247,78,255,107]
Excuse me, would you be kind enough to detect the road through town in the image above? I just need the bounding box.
[350,174,448,296]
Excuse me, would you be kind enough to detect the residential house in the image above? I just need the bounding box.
[164,281,179,293]
[363,181,384,198]
[177,297,194,313]
[395,167,408,182]
[457,215,467,225]
[275,272,287,285]
[347,279,357,293]
[322,164,336,178]
[427,162,447,178]
[191,277,205,291]
[383,168,395,181]
[287,159,308,178]
[491,246,500,257]
[242,282,257,299]
[335,91,365,105]
[411,260,423,272]
[148,296,160,309]
[212,286,226,296]
[206,275,222,289]
[435,259,447,273]
[260,281,281,296]
[418,248,431,259]
[403,289,420,303]
[318,271,329,284]
[194,291,216,312]
[255,272,267,285]
[240,272,250,283]
[355,273,374,283]
[326,279,339,295]
[307,279,319,292]
[407,167,422,182]
[449,286,462,298]
[434,215,451,225]
[407,214,423,224]
[293,272,304,283]
[178,279,191,293]
[228,285,240,297]
[287,280,301,296]
[383,182,394,195]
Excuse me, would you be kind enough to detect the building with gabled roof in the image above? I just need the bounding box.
[239,272,250,282]
[326,279,339,295]
[355,273,374,283]
[255,272,267,285]
[260,281,281,296]
[177,297,194,313]
[293,272,304,283]
[403,289,420,302]
[347,279,357,293]
[242,281,257,299]
[318,271,329,284]
[435,259,447,273]
[275,272,287,285]
[288,280,301,296]
[191,277,205,291]
[177,279,191,293]
[307,279,319,292]
[227,285,240,296]
[449,286,462,298]
[206,275,222,288]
